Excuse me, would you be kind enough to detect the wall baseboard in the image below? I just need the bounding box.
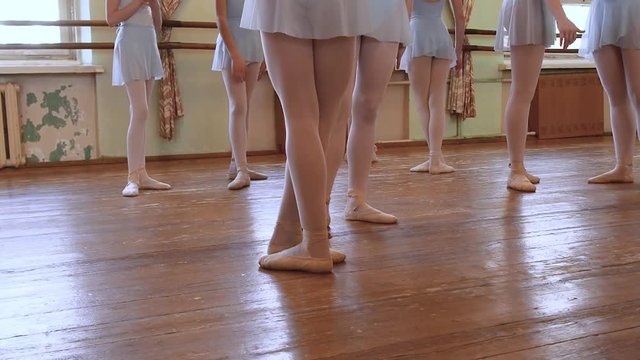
[13,133,613,169]
[17,149,280,168]
[376,135,510,148]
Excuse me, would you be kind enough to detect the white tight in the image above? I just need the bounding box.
[593,46,640,166]
[124,79,154,176]
[504,45,545,167]
[222,63,260,173]
[263,32,356,241]
[325,38,398,198]
[346,38,398,199]
[408,56,451,164]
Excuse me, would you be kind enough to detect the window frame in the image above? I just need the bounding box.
[0,0,78,61]
[563,0,590,4]
[543,0,591,59]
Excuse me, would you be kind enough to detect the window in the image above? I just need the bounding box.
[549,0,591,51]
[0,0,76,60]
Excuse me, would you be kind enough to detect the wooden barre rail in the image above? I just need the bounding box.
[0,20,217,29]
[0,20,582,38]
[0,43,580,53]
[0,20,494,33]
[0,20,499,35]
[0,21,581,53]
[467,45,579,54]
[0,42,214,50]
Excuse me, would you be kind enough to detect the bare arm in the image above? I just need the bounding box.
[449,0,465,68]
[449,0,465,50]
[405,0,413,16]
[216,0,246,81]
[216,0,243,62]
[544,0,579,48]
[148,0,162,33]
[105,0,145,26]
[397,0,414,68]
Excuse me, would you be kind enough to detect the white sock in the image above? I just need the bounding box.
[122,182,139,197]
[410,160,430,173]
[124,169,170,196]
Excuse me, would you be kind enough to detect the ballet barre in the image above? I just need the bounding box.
[0,43,579,53]
[0,19,218,51]
[0,20,580,53]
[0,20,217,29]
[0,43,214,50]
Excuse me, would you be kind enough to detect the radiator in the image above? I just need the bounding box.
[529,71,604,139]
[0,83,25,168]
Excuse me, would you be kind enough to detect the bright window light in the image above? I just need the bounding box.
[0,1,63,44]
[551,4,591,50]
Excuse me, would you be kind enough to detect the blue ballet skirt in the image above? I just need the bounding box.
[112,2,163,86]
[240,0,373,40]
[579,0,640,59]
[494,0,556,52]
[212,0,264,71]
[112,24,164,86]
[399,0,456,70]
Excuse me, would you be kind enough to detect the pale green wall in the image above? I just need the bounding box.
[84,1,275,158]
[77,0,610,159]
[84,0,509,159]
[84,1,508,158]
[78,0,617,160]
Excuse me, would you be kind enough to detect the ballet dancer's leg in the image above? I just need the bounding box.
[242,63,268,180]
[313,35,356,256]
[227,64,268,181]
[408,57,433,173]
[622,48,640,135]
[122,80,170,197]
[323,37,361,235]
[223,65,251,190]
[345,37,398,224]
[223,63,263,189]
[264,36,352,264]
[267,165,347,264]
[258,33,355,272]
[504,45,545,192]
[408,57,454,174]
[425,58,455,174]
[267,39,353,260]
[588,46,636,183]
[622,48,640,179]
[122,80,147,196]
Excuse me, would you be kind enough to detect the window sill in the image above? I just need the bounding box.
[499,58,596,71]
[0,61,104,75]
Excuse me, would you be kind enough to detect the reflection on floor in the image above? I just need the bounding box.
[1,137,639,359]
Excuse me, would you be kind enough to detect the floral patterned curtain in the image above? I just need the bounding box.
[158,0,184,140]
[447,0,476,120]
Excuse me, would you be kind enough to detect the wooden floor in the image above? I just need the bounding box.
[1,137,640,360]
